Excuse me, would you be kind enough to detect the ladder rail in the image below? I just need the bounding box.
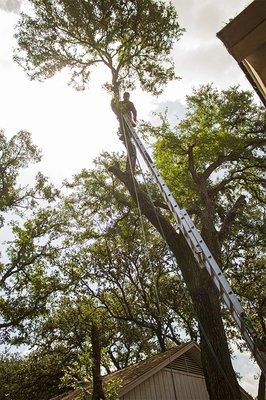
[123,115,266,374]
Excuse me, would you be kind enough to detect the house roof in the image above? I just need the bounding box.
[217,0,266,106]
[105,342,197,396]
[51,341,253,400]
[51,342,194,400]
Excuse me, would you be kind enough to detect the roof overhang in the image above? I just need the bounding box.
[217,0,266,107]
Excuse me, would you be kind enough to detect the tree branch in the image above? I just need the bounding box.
[218,195,246,243]
[202,137,266,181]
[187,145,200,184]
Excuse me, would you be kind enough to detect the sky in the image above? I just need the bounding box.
[0,0,262,397]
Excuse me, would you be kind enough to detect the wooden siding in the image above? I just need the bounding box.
[120,369,209,400]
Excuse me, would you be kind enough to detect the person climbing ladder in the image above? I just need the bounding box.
[120,92,137,127]
[111,92,137,173]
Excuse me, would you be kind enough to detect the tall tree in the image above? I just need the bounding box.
[13,1,263,398]
[14,2,183,394]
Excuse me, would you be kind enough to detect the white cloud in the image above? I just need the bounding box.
[169,0,255,100]
[150,99,186,126]
[232,347,260,398]
[0,0,22,13]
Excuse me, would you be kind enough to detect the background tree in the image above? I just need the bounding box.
[0,349,70,400]
[0,130,59,340]
[0,130,40,224]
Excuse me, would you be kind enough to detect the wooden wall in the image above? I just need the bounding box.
[120,368,209,400]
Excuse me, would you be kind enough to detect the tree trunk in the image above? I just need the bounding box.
[109,166,242,400]
[258,371,265,400]
[156,327,167,351]
[91,322,106,400]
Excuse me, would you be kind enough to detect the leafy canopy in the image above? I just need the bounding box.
[143,85,265,222]
[15,0,183,94]
[0,130,40,220]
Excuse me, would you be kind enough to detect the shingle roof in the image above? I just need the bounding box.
[104,343,189,388]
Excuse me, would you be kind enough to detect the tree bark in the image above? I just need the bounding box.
[109,166,242,400]
[91,322,106,400]
[258,370,265,400]
[156,327,167,351]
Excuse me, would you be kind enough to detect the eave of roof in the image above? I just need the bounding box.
[217,0,266,107]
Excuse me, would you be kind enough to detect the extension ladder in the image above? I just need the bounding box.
[123,115,266,376]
